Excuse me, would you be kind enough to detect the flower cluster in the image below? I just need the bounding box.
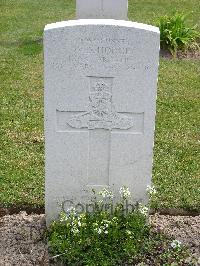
[93,219,111,235]
[60,207,77,221]
[138,203,149,216]
[49,185,154,265]
[99,188,113,199]
[60,211,69,222]
[60,210,87,235]
[171,240,182,249]
[119,186,131,199]
[146,185,157,196]
[71,220,80,234]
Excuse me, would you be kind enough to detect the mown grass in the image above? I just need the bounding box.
[0,0,200,210]
[154,59,200,211]
[129,0,200,27]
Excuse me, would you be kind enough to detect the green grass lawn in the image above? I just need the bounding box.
[0,0,200,211]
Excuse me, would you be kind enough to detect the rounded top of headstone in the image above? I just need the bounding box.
[44,19,160,34]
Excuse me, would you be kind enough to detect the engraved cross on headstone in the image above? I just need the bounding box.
[76,0,128,20]
[57,76,144,187]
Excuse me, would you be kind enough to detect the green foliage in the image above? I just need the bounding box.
[158,13,200,56]
[48,188,195,265]
[48,188,149,265]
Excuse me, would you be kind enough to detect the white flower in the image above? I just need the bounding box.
[112,217,118,222]
[60,212,68,222]
[99,188,113,199]
[146,185,157,196]
[65,206,77,217]
[126,230,132,235]
[68,207,76,212]
[138,204,149,216]
[97,228,102,234]
[119,186,131,199]
[80,213,86,219]
[104,230,108,234]
[93,224,102,235]
[78,221,82,227]
[171,240,182,249]
[71,227,79,234]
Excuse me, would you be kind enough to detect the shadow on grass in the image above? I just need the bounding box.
[1,205,200,218]
[0,204,45,217]
[0,38,43,56]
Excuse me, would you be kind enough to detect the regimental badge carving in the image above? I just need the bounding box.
[67,78,134,130]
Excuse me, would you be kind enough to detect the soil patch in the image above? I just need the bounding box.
[160,49,200,59]
[0,212,49,266]
[150,214,200,260]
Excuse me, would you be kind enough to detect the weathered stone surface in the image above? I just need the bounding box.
[76,0,128,20]
[44,20,160,223]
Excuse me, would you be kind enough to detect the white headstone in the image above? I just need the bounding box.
[76,0,128,20]
[44,20,160,223]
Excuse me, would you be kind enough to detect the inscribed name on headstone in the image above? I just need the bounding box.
[76,0,128,20]
[44,20,160,223]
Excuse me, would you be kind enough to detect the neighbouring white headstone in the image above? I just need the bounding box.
[76,0,128,20]
[44,19,160,223]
